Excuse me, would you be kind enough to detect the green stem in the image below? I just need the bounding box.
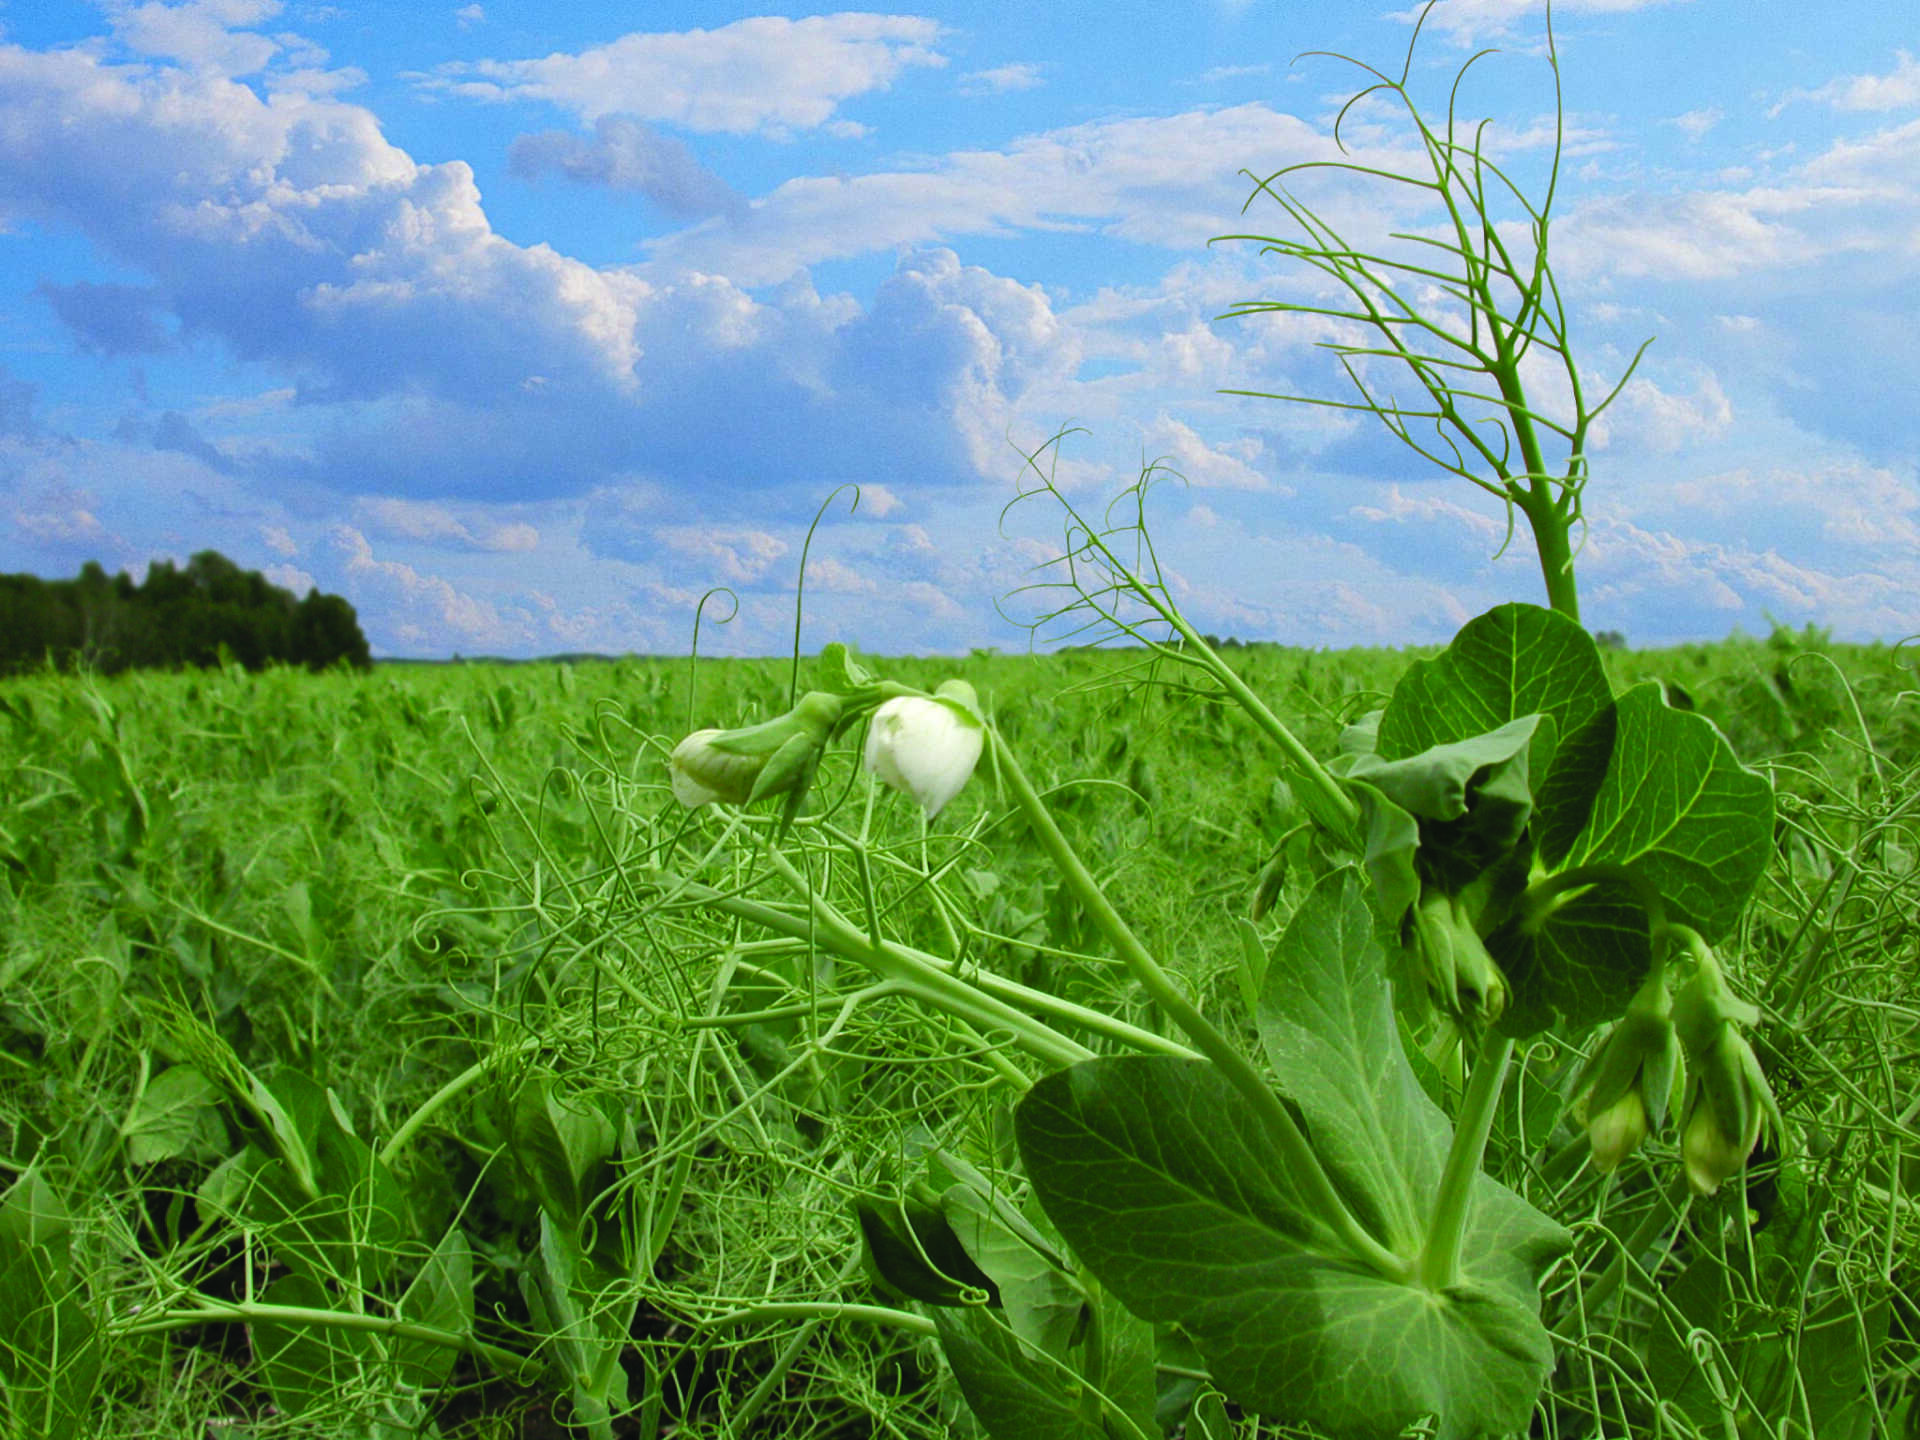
[991,729,1409,1281]
[118,1299,535,1378]
[1420,1029,1514,1291]
[761,847,1095,1069]
[379,1038,541,1168]
[701,1301,935,1336]
[662,871,1195,1061]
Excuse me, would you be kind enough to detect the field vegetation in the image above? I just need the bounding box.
[8,9,1918,1436]
[2,621,1916,1437]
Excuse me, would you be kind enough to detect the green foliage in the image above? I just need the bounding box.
[0,632,1915,1435]
[0,551,370,676]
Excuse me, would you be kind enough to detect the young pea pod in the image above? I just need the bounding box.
[1408,886,1509,1030]
[1579,974,1682,1173]
[1671,950,1779,1197]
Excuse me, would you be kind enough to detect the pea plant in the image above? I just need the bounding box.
[626,11,1843,1440]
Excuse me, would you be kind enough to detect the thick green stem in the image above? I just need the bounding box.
[760,848,1095,1069]
[380,1038,541,1168]
[992,729,1409,1281]
[662,869,1194,1061]
[1420,1029,1515,1291]
[1524,489,1582,624]
[118,1299,535,1378]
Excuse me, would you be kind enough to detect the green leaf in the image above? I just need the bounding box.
[1492,877,1652,1035]
[510,1073,617,1226]
[0,1171,101,1440]
[934,1307,1105,1440]
[1377,603,1610,765]
[1555,682,1773,940]
[1083,1283,1158,1440]
[1017,872,1570,1440]
[855,1196,999,1307]
[937,1169,1084,1359]
[123,1063,222,1165]
[249,1067,329,1200]
[393,1226,473,1392]
[1341,714,1545,912]
[250,1272,378,1419]
[1256,869,1451,1252]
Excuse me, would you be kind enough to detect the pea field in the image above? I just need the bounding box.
[3,620,1918,1439]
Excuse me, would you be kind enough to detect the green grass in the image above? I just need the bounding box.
[1,633,1915,1437]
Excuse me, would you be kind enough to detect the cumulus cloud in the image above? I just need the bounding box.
[959,63,1044,96]
[326,524,520,650]
[507,117,746,219]
[1777,50,1920,114]
[1386,0,1689,48]
[106,0,286,75]
[423,14,946,136]
[358,498,539,552]
[0,40,653,412]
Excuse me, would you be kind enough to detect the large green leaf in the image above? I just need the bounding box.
[1015,872,1569,1440]
[1492,878,1652,1035]
[1377,603,1610,765]
[1339,714,1544,920]
[934,1307,1106,1440]
[1255,868,1449,1252]
[1555,682,1773,940]
[393,1225,474,1392]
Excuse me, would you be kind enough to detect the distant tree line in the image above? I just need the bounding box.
[0,551,371,675]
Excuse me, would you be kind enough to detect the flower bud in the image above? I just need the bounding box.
[1578,974,1681,1173]
[1408,887,1507,1029]
[670,729,753,807]
[1679,1027,1773,1197]
[1587,1089,1649,1173]
[668,692,845,811]
[864,682,984,818]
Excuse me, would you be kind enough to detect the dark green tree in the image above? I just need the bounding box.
[0,552,371,675]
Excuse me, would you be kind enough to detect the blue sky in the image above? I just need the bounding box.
[2,0,1917,657]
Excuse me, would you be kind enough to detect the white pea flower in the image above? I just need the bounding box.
[864,683,984,818]
[669,729,747,808]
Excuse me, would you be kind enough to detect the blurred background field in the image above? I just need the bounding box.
[3,628,1915,1437]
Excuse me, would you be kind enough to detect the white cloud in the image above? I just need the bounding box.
[358,498,540,552]
[653,524,789,584]
[1140,414,1275,491]
[642,103,1339,285]
[424,15,946,136]
[455,5,485,28]
[263,561,315,594]
[1349,485,1506,541]
[107,0,285,75]
[860,484,903,517]
[326,525,519,649]
[1387,0,1691,48]
[1667,106,1724,141]
[260,523,298,557]
[1778,50,1920,114]
[960,63,1044,96]
[1599,371,1734,453]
